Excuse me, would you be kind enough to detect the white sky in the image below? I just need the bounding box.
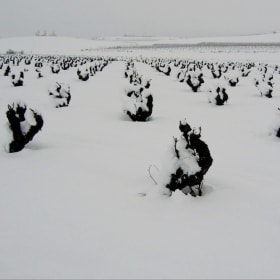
[1,0,280,38]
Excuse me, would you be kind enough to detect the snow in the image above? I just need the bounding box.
[2,32,280,56]
[1,35,280,279]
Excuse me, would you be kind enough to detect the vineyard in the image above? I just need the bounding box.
[1,36,280,278]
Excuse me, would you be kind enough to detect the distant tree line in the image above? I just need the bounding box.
[35,30,57,37]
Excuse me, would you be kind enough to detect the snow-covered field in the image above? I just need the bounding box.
[1,35,280,279]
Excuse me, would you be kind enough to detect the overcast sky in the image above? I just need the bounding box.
[1,0,280,38]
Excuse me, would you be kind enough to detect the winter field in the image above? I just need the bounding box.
[1,35,280,279]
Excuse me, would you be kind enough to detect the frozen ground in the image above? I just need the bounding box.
[0,35,280,279]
